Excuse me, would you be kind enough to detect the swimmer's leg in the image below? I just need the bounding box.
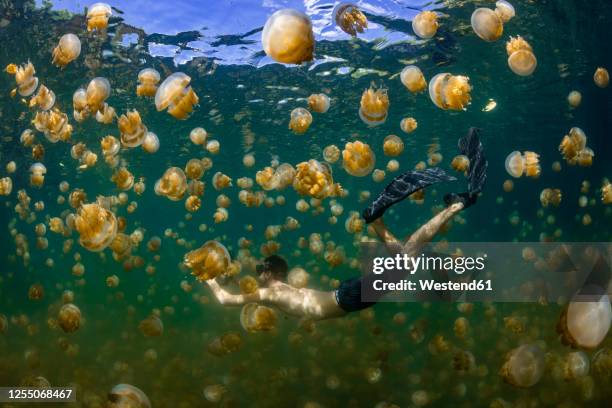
[403,202,465,254]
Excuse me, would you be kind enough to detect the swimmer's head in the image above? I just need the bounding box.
[256,255,288,284]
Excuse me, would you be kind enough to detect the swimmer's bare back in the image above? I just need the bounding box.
[206,278,347,320]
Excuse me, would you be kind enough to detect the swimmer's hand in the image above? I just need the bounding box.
[206,277,261,306]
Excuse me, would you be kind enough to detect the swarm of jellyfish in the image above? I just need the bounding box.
[412,11,438,39]
[51,33,81,67]
[154,167,187,201]
[359,85,389,126]
[506,36,537,76]
[342,141,376,177]
[261,9,314,64]
[429,73,472,111]
[505,151,541,178]
[155,72,199,119]
[74,203,118,252]
[240,303,278,332]
[183,240,231,281]
[86,2,112,31]
[334,3,367,36]
[136,68,160,97]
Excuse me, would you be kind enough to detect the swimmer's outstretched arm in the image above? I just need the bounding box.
[404,202,464,252]
[206,278,267,306]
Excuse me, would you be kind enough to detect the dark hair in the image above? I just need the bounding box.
[256,255,288,281]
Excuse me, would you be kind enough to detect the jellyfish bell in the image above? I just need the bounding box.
[471,8,503,42]
[107,384,151,408]
[155,72,199,120]
[293,159,337,199]
[342,141,376,177]
[184,240,231,281]
[400,66,427,93]
[506,36,537,76]
[87,3,112,32]
[359,86,389,126]
[136,68,161,97]
[289,107,313,134]
[154,167,187,201]
[288,267,309,288]
[412,11,438,39]
[400,117,418,133]
[567,90,582,108]
[262,9,314,64]
[307,93,330,113]
[240,302,277,332]
[96,103,116,124]
[383,135,404,157]
[428,73,472,110]
[495,0,516,22]
[74,203,118,252]
[189,127,207,145]
[500,344,545,387]
[58,303,81,333]
[142,132,159,154]
[119,110,147,148]
[86,77,111,113]
[557,285,611,350]
[593,67,609,88]
[29,85,56,111]
[0,177,12,196]
[13,61,39,97]
[334,3,367,36]
[52,33,81,67]
[138,315,163,337]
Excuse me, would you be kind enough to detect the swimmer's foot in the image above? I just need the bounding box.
[459,127,488,195]
[362,168,456,223]
[444,191,477,209]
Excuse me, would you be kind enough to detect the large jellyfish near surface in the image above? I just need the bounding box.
[107,384,151,408]
[184,240,231,281]
[359,86,389,126]
[155,72,199,119]
[471,8,503,42]
[428,73,472,111]
[87,3,112,32]
[74,203,118,252]
[334,3,367,36]
[342,141,376,177]
[495,0,516,22]
[557,286,611,350]
[52,34,81,67]
[262,9,314,64]
[136,68,161,97]
[400,65,427,93]
[506,36,537,76]
[412,11,438,39]
[500,344,545,387]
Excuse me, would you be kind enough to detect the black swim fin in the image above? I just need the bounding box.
[362,168,457,224]
[444,127,488,208]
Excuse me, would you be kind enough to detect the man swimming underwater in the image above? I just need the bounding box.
[206,128,487,320]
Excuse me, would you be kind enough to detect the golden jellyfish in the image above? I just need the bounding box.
[504,151,540,178]
[213,207,228,223]
[372,169,385,182]
[288,267,309,288]
[52,33,81,67]
[69,189,87,209]
[240,302,277,332]
[189,127,207,145]
[107,384,151,408]
[74,203,118,252]
[33,109,72,143]
[412,11,438,39]
[334,3,367,36]
[20,129,35,147]
[602,182,612,204]
[136,68,160,97]
[262,9,314,64]
[142,132,159,153]
[323,145,340,163]
[212,172,232,190]
[342,141,376,177]
[72,88,89,122]
[185,195,201,212]
[576,148,594,167]
[387,159,399,172]
[289,107,313,134]
[206,139,220,154]
[495,0,516,22]
[428,73,472,110]
[400,117,418,133]
[9,61,39,96]
[383,135,404,157]
[58,303,81,333]
[86,3,112,32]
[593,67,609,88]
[451,155,470,173]
[155,72,199,120]
[95,103,116,124]
[28,283,44,300]
[359,86,389,126]
[308,93,330,113]
[540,188,562,207]
[0,177,12,196]
[203,385,227,403]
[154,167,187,201]
[106,274,120,288]
[400,65,427,93]
[29,85,55,111]
[183,240,231,281]
[86,77,111,113]
[506,36,537,76]
[185,159,205,180]
[112,167,135,191]
[239,276,259,294]
[118,110,147,148]
[293,159,337,199]
[500,344,545,387]
[29,163,46,187]
[557,286,611,350]
[101,135,120,157]
[567,90,582,108]
[243,153,255,167]
[562,351,590,380]
[138,315,164,337]
[471,8,503,42]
